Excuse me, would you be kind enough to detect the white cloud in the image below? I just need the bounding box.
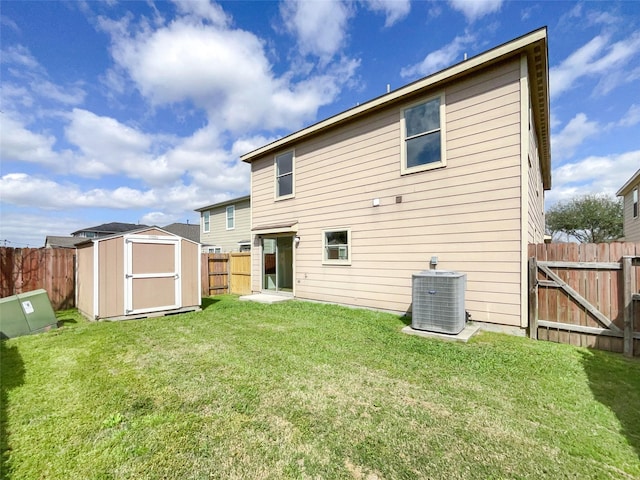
[546,150,640,206]
[31,79,86,105]
[0,114,60,166]
[363,0,410,27]
[280,0,352,61]
[0,44,40,69]
[0,211,87,248]
[0,173,157,210]
[619,104,640,127]
[550,31,640,98]
[448,0,503,22]
[173,0,230,26]
[101,10,358,134]
[551,113,600,160]
[400,33,474,79]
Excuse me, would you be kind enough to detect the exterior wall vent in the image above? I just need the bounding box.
[411,270,466,334]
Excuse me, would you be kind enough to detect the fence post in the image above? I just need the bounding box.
[622,256,636,358]
[528,256,538,340]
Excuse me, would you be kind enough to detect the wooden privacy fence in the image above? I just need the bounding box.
[528,242,640,357]
[0,247,76,310]
[201,252,251,297]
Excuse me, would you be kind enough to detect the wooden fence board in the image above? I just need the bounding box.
[0,247,75,310]
[201,252,252,297]
[530,242,640,357]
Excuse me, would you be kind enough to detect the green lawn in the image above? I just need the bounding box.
[1,296,639,479]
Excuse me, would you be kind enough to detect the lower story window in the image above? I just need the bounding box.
[323,229,351,265]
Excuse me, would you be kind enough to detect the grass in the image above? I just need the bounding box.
[1,295,639,479]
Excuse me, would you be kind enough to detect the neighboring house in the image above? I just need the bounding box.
[71,222,148,239]
[44,236,81,249]
[195,195,251,253]
[162,222,200,244]
[616,169,640,242]
[241,28,551,330]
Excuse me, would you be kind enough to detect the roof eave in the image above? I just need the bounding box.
[194,194,251,212]
[616,169,640,196]
[241,27,550,166]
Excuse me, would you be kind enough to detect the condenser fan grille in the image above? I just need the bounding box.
[412,270,466,334]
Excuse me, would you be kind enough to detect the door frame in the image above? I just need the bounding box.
[261,234,295,295]
[124,235,182,315]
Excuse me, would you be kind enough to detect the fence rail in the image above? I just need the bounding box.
[528,242,640,357]
[0,247,76,310]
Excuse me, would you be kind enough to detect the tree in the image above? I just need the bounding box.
[546,194,623,243]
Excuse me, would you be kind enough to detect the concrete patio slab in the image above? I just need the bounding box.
[239,293,293,304]
[401,323,480,343]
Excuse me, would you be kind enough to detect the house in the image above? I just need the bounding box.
[240,28,551,330]
[162,222,200,243]
[71,222,148,239]
[44,236,81,249]
[616,169,640,242]
[195,195,251,253]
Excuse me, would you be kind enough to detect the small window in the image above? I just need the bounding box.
[276,151,294,199]
[239,243,251,252]
[633,187,638,219]
[400,93,446,175]
[226,205,235,230]
[323,229,351,265]
[208,247,222,254]
[203,211,210,233]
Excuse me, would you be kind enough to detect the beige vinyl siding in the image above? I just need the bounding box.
[200,198,251,252]
[251,59,524,326]
[527,101,545,244]
[76,244,94,318]
[623,184,640,241]
[98,236,124,319]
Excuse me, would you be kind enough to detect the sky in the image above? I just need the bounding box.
[1,0,639,247]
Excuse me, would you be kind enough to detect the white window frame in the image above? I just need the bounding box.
[322,229,351,266]
[275,150,295,200]
[203,211,210,233]
[208,247,222,254]
[226,205,235,230]
[400,92,447,175]
[633,187,638,219]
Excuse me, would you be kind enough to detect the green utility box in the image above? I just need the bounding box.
[0,289,58,339]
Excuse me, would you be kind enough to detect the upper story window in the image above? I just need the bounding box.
[633,187,638,218]
[203,211,210,233]
[400,93,446,175]
[275,151,294,199]
[226,205,235,230]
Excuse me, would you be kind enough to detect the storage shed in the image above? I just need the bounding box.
[76,227,201,321]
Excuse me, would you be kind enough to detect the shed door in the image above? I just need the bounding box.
[125,237,181,315]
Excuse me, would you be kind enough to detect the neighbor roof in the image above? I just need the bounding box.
[44,236,81,248]
[71,222,148,236]
[241,27,551,190]
[162,223,200,243]
[194,195,250,212]
[616,169,640,197]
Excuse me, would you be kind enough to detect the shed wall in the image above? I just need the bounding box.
[98,236,124,318]
[76,244,94,318]
[251,58,526,326]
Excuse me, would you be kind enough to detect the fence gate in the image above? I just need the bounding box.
[528,242,640,357]
[202,252,251,296]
